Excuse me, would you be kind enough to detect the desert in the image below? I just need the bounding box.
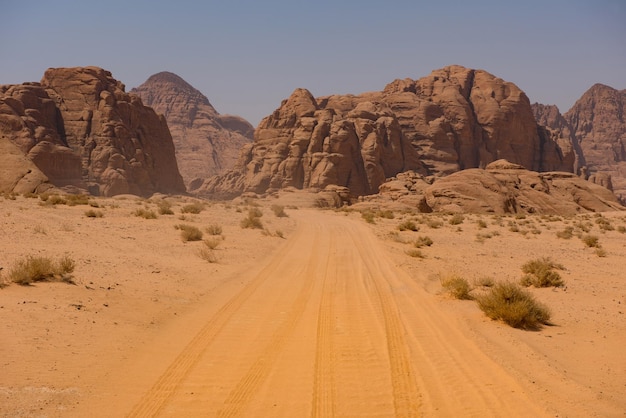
[1,190,625,417]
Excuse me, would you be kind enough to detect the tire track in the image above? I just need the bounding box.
[348,226,422,417]
[309,231,337,418]
[217,230,327,417]
[127,228,308,418]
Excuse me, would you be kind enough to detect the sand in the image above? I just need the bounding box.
[0,193,624,417]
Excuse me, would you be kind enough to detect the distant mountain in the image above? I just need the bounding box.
[131,72,253,189]
[0,67,185,196]
[533,84,626,203]
[200,65,576,199]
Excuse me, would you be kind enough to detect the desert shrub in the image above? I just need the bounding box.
[398,220,418,232]
[241,209,264,229]
[377,210,395,219]
[574,221,592,233]
[205,223,223,236]
[414,236,433,248]
[581,234,600,248]
[595,216,614,231]
[181,201,205,214]
[556,227,574,239]
[520,257,564,288]
[66,194,90,206]
[248,207,263,218]
[474,276,495,288]
[361,210,376,224]
[448,213,465,225]
[157,200,174,215]
[41,194,68,205]
[84,209,104,218]
[133,208,157,219]
[476,282,551,330]
[595,247,607,257]
[198,247,218,263]
[476,219,488,229]
[9,255,76,285]
[425,218,443,229]
[176,224,203,242]
[617,225,626,234]
[274,230,285,238]
[405,249,425,258]
[440,274,472,300]
[203,238,221,250]
[271,204,288,217]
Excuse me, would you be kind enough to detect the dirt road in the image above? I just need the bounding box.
[110,210,548,417]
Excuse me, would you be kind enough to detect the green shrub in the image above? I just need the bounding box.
[476,282,551,329]
[440,274,472,300]
[176,224,203,242]
[9,255,76,285]
[520,257,565,287]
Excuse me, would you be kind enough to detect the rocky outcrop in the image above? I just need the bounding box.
[201,65,575,198]
[366,160,623,215]
[130,72,253,188]
[564,84,626,202]
[0,67,185,196]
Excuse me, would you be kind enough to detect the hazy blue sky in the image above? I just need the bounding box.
[2,0,624,125]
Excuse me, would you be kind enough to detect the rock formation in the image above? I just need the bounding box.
[130,72,253,189]
[366,160,623,215]
[564,84,626,202]
[0,67,185,196]
[201,65,575,198]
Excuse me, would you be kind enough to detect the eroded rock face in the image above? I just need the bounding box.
[564,84,626,202]
[202,65,575,198]
[368,160,623,215]
[0,67,185,196]
[131,72,253,188]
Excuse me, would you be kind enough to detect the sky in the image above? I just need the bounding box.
[1,0,624,126]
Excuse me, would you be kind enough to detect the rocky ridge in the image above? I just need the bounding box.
[0,67,185,196]
[130,72,253,189]
[200,65,576,199]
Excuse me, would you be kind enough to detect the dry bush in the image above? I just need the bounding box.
[181,201,205,214]
[520,257,565,288]
[476,282,551,330]
[414,236,433,248]
[377,210,395,219]
[398,220,418,232]
[66,194,91,206]
[425,218,443,229]
[581,234,600,248]
[157,200,174,215]
[448,213,464,225]
[133,208,157,219]
[9,255,76,285]
[440,274,472,300]
[556,227,574,239]
[271,204,288,217]
[361,210,376,224]
[85,209,104,218]
[176,224,203,242]
[595,216,614,231]
[617,225,626,234]
[405,249,425,259]
[241,209,264,229]
[595,247,607,257]
[476,219,488,229]
[205,223,223,236]
[474,276,495,288]
[198,247,218,263]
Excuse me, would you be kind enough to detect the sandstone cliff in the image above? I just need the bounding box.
[0,67,185,196]
[201,65,575,198]
[130,72,253,189]
[564,84,626,202]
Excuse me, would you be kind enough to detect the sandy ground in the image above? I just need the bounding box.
[0,193,624,417]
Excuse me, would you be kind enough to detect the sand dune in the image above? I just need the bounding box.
[1,194,624,417]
